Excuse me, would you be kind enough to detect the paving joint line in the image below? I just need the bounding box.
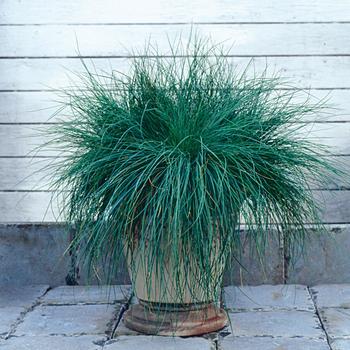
[42,301,121,306]
[202,329,221,348]
[110,291,134,339]
[3,286,51,340]
[307,286,333,349]
[228,307,315,313]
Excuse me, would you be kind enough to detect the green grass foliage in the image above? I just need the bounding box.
[44,37,341,303]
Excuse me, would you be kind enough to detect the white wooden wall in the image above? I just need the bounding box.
[1,0,350,223]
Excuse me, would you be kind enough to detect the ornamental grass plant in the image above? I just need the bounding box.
[44,36,341,306]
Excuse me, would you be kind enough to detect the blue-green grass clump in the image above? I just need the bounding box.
[46,38,340,302]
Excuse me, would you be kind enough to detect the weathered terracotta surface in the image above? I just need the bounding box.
[124,301,228,336]
[125,245,226,304]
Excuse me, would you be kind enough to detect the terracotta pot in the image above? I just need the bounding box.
[123,243,228,336]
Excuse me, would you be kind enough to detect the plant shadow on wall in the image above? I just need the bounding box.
[39,35,345,336]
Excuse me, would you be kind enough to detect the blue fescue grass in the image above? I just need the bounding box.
[42,36,343,303]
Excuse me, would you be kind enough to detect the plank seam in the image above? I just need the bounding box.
[2,21,350,26]
[1,188,350,193]
[4,120,350,125]
[2,88,350,93]
[0,156,65,159]
[1,221,349,226]
[2,154,350,159]
[1,54,350,59]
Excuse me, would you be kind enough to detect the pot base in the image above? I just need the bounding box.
[123,301,228,336]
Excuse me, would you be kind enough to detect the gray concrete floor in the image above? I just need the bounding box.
[0,284,349,349]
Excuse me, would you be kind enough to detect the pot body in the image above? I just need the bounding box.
[123,242,228,336]
[126,243,226,305]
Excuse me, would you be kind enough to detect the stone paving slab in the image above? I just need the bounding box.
[0,285,49,308]
[224,284,314,311]
[42,285,130,305]
[0,307,25,338]
[319,308,350,340]
[0,335,105,349]
[311,284,350,309]
[2,283,349,349]
[104,335,214,350]
[15,304,118,336]
[220,336,330,350]
[227,310,324,338]
[330,339,350,350]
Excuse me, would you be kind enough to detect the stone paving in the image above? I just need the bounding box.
[0,284,350,349]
